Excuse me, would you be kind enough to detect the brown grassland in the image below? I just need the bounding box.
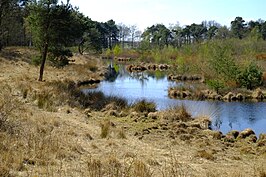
[0,47,266,177]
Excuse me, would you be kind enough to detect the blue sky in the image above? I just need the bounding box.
[69,0,266,31]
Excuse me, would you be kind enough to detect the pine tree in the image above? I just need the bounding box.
[26,0,85,81]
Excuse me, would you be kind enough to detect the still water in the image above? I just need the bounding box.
[87,64,266,135]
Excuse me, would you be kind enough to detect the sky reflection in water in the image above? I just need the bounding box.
[86,64,266,135]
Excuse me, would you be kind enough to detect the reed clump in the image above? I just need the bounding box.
[131,99,156,113]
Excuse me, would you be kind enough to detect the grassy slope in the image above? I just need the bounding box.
[0,47,266,177]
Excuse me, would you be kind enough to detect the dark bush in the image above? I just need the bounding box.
[48,48,73,68]
[237,62,263,89]
[50,80,127,110]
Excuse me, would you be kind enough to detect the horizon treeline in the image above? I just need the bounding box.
[1,0,266,52]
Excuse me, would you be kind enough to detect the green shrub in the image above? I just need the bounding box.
[105,48,113,59]
[48,48,73,68]
[237,62,263,89]
[208,43,240,82]
[206,79,225,93]
[31,55,42,66]
[113,45,122,57]
[139,40,151,51]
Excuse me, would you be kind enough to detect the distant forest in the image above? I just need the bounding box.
[1,0,266,52]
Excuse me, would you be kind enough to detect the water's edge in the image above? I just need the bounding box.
[84,64,266,135]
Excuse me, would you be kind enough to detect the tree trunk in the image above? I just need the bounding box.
[131,34,134,48]
[122,35,124,49]
[0,42,2,51]
[0,9,2,51]
[38,43,48,81]
[78,38,85,55]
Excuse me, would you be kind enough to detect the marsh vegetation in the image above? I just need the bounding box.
[1,0,266,176]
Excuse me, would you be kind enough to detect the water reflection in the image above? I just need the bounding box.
[210,102,266,134]
[105,63,119,82]
[129,72,149,88]
[86,63,266,135]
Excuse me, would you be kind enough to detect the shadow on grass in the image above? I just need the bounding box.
[50,80,128,111]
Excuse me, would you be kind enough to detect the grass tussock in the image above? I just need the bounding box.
[118,127,127,139]
[15,79,128,113]
[132,99,156,113]
[133,160,153,177]
[100,120,111,138]
[100,120,127,139]
[195,150,215,161]
[162,105,192,122]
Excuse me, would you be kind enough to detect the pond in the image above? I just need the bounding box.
[86,63,266,135]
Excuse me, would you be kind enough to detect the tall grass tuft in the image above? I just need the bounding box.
[105,156,123,177]
[162,105,192,122]
[118,127,127,139]
[132,99,156,113]
[100,120,111,138]
[133,160,153,177]
[87,157,103,176]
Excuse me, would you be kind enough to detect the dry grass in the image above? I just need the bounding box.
[1,47,266,177]
[86,155,153,177]
[0,99,64,176]
[118,127,127,139]
[0,85,20,133]
[161,104,192,122]
[161,150,196,177]
[34,91,57,112]
[132,99,157,113]
[195,150,215,160]
[253,165,266,177]
[100,119,127,139]
[100,120,111,138]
